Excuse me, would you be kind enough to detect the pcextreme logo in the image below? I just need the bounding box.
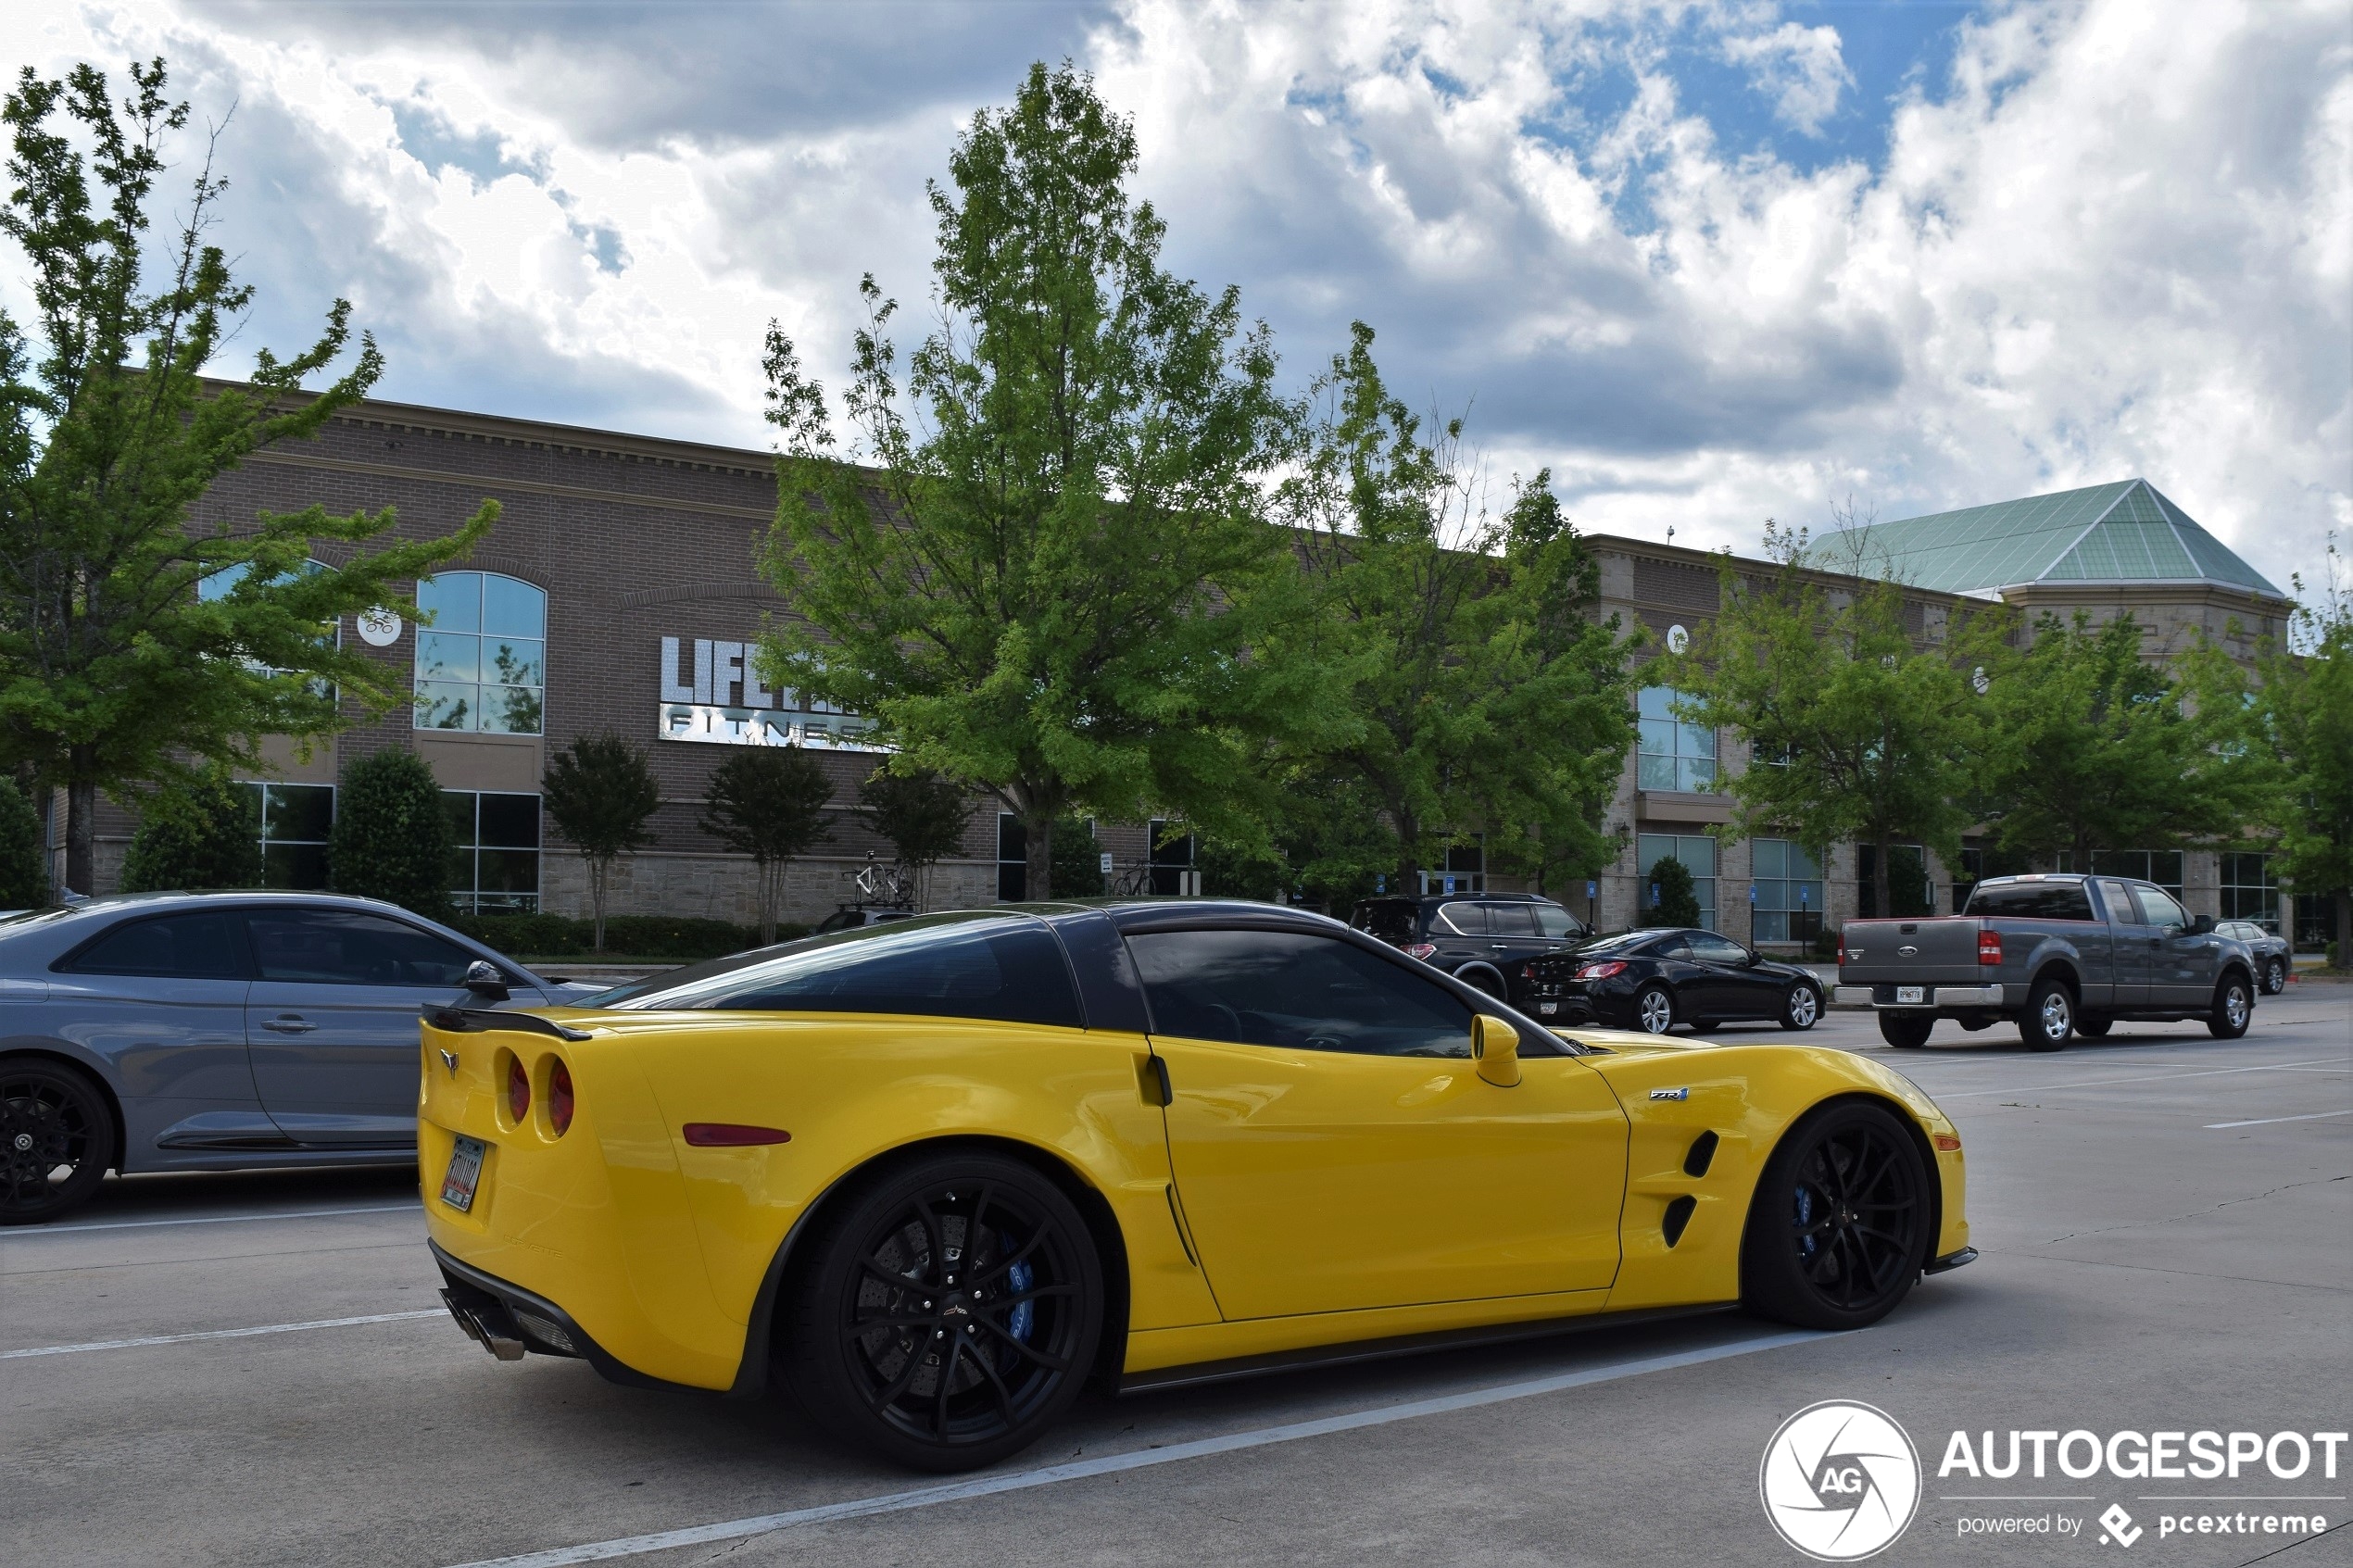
[1761,1400,1924,1562]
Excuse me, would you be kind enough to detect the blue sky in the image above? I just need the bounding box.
[6,1,2347,596]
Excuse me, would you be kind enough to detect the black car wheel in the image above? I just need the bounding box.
[780,1152,1102,1472]
[2262,958,2286,996]
[2020,977,2074,1052]
[1876,1012,1933,1049]
[2075,1014,2113,1038]
[1458,968,1507,1003]
[1633,984,1676,1035]
[1742,1099,1929,1331]
[1,1057,116,1226]
[1779,982,1822,1032]
[2208,974,2252,1040]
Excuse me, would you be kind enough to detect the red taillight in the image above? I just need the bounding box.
[547,1059,574,1137]
[1978,930,2003,966]
[1576,960,1628,980]
[1836,931,1846,967]
[1404,943,1438,960]
[506,1056,529,1123]
[683,1123,792,1147]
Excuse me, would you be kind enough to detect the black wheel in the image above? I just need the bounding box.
[1743,1099,1930,1331]
[1459,968,1507,1003]
[2208,973,2252,1040]
[1,1057,116,1225]
[1779,982,1822,1032]
[2262,958,2286,996]
[779,1152,1102,1472]
[2020,977,2073,1052]
[1877,1011,1933,1049]
[1633,984,1676,1035]
[2075,1014,2113,1038]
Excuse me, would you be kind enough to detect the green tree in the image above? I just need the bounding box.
[0,774,49,907]
[700,746,833,944]
[1660,545,2003,919]
[855,765,975,909]
[330,749,455,918]
[1973,612,2266,872]
[1277,325,1635,897]
[1642,855,1702,928]
[1050,816,1104,897]
[119,774,261,892]
[758,62,1315,898]
[0,61,492,895]
[541,731,660,951]
[2257,536,2352,965]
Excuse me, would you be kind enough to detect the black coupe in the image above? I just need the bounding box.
[1524,927,1826,1035]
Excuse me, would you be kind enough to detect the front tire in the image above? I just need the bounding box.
[2262,958,2286,996]
[1633,984,1676,1035]
[1779,982,1822,1032]
[2208,973,2253,1040]
[1877,1012,1933,1049]
[2020,978,2074,1052]
[779,1152,1103,1472]
[1742,1099,1930,1331]
[1,1057,116,1225]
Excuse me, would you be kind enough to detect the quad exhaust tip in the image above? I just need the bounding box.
[440,1287,527,1361]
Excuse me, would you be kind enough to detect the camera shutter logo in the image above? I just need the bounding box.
[1759,1399,1922,1561]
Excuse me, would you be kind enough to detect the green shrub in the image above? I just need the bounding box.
[600,914,782,959]
[449,912,586,958]
[120,777,262,893]
[331,749,456,918]
[0,777,50,908]
[1641,857,1703,928]
[1810,926,1841,960]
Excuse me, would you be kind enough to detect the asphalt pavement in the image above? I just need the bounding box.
[3,992,2347,1568]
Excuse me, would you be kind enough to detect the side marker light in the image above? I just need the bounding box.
[683,1123,792,1147]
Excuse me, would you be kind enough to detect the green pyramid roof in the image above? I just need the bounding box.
[1812,480,2283,599]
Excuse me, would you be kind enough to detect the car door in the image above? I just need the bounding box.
[1688,933,1780,1018]
[1425,898,1486,972]
[1645,935,1709,1016]
[2096,880,2153,1006]
[1477,901,1550,985]
[2133,884,2218,1006]
[242,908,484,1147]
[1130,926,1629,1320]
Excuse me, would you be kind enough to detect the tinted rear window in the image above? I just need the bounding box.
[1349,902,1418,942]
[64,912,246,978]
[1963,882,2095,921]
[597,914,1082,1028]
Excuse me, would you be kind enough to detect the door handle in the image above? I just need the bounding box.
[261,1016,317,1034]
[2148,938,2162,949]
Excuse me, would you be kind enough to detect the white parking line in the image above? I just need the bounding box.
[2204,1110,2353,1130]
[1932,1057,2348,1101]
[440,1329,1829,1568]
[1,1309,447,1359]
[24,1203,420,1236]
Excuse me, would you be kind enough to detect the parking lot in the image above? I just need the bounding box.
[5,991,2346,1568]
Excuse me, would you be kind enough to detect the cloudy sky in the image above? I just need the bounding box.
[6,0,2348,595]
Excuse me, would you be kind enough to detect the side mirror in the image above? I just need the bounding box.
[1471,1013,1521,1088]
[2188,914,2216,936]
[462,960,510,1002]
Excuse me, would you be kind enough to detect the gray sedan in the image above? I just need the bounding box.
[2217,919,2294,995]
[0,892,602,1224]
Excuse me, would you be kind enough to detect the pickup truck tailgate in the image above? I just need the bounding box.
[1841,918,1982,984]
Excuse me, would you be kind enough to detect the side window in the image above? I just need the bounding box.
[63,913,246,979]
[1532,903,1582,939]
[1126,929,1474,1059]
[1649,936,1693,961]
[1482,902,1539,936]
[2133,885,2188,932]
[247,910,477,986]
[2095,880,2137,923]
[1688,934,1748,965]
[643,919,1082,1029]
[1432,902,1486,935]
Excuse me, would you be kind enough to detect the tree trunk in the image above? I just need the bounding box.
[1025,812,1053,902]
[757,857,781,946]
[1871,834,1893,921]
[66,764,97,897]
[589,855,609,952]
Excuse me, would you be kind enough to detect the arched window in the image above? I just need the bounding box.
[414,572,546,735]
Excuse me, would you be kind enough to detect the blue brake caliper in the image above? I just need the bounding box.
[1794,1186,1817,1263]
[1007,1259,1034,1343]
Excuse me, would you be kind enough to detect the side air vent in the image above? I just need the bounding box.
[1662,1196,1697,1248]
[1682,1130,1719,1178]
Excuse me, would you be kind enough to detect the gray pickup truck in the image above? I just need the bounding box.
[1835,872,2259,1051]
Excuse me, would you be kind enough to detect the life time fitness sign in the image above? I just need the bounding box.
[657,636,885,751]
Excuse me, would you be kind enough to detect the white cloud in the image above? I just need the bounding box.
[1721,18,1853,136]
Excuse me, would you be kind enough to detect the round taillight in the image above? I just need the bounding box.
[507,1056,530,1124]
[547,1060,574,1137]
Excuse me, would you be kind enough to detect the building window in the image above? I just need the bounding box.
[1639,833,1716,931]
[1857,844,1935,919]
[2079,849,2185,901]
[234,782,334,890]
[997,813,1026,902]
[2220,852,2279,931]
[415,572,547,735]
[445,790,541,912]
[1421,839,1484,896]
[1752,839,1823,943]
[200,559,335,695]
[1637,687,1717,793]
[1148,820,1196,897]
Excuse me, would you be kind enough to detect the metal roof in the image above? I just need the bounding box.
[1809,480,2283,599]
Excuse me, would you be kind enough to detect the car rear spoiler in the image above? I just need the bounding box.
[421,1005,592,1042]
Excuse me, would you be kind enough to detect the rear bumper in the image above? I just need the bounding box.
[1835,984,2006,1009]
[430,1240,690,1393]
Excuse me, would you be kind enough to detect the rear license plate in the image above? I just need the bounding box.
[1539,1001,1558,1015]
[1897,985,1926,1005]
[440,1135,486,1213]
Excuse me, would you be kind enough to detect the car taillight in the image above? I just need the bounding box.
[507,1056,530,1123]
[547,1059,574,1137]
[1404,943,1438,960]
[1978,930,2003,966]
[1576,960,1628,981]
[1836,931,1846,967]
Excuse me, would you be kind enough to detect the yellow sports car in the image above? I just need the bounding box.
[421,902,1972,1471]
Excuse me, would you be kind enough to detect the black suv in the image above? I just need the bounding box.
[1349,893,1588,1004]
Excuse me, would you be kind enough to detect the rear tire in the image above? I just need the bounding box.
[1742,1099,1930,1331]
[2075,1014,2113,1038]
[1459,968,1506,1003]
[2262,958,2286,996]
[2020,978,2074,1052]
[1779,982,1822,1032]
[1877,1012,1933,1049]
[2208,973,2252,1040]
[1633,984,1676,1035]
[779,1152,1102,1472]
[0,1057,116,1226]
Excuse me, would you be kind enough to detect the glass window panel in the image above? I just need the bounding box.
[477,794,540,848]
[1433,902,1487,935]
[262,842,330,891]
[1638,686,1675,720]
[481,574,546,637]
[1638,755,1678,791]
[67,912,246,978]
[447,846,477,896]
[476,848,541,895]
[416,574,480,633]
[1637,835,1673,874]
[264,784,335,844]
[443,791,477,845]
[416,633,479,684]
[484,638,543,687]
[247,909,474,986]
[1790,844,1822,880]
[478,686,544,735]
[1639,718,1675,756]
[1679,722,1718,759]
[1533,904,1581,938]
[416,683,473,730]
[1678,835,1717,875]
[1483,902,1538,935]
[1128,929,1472,1058]
[1755,839,1786,879]
[1755,910,1790,942]
[1678,758,1716,792]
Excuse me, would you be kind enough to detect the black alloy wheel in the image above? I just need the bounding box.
[1742,1100,1929,1331]
[1780,982,1822,1032]
[1877,1011,1933,1049]
[1460,969,1507,1003]
[1,1057,115,1225]
[2075,1014,2113,1038]
[2208,973,2253,1040]
[2262,958,2286,996]
[781,1152,1102,1472]
[1633,984,1677,1035]
[2020,977,2074,1052]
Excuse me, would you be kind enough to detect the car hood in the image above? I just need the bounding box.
[1549,1026,1724,1055]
